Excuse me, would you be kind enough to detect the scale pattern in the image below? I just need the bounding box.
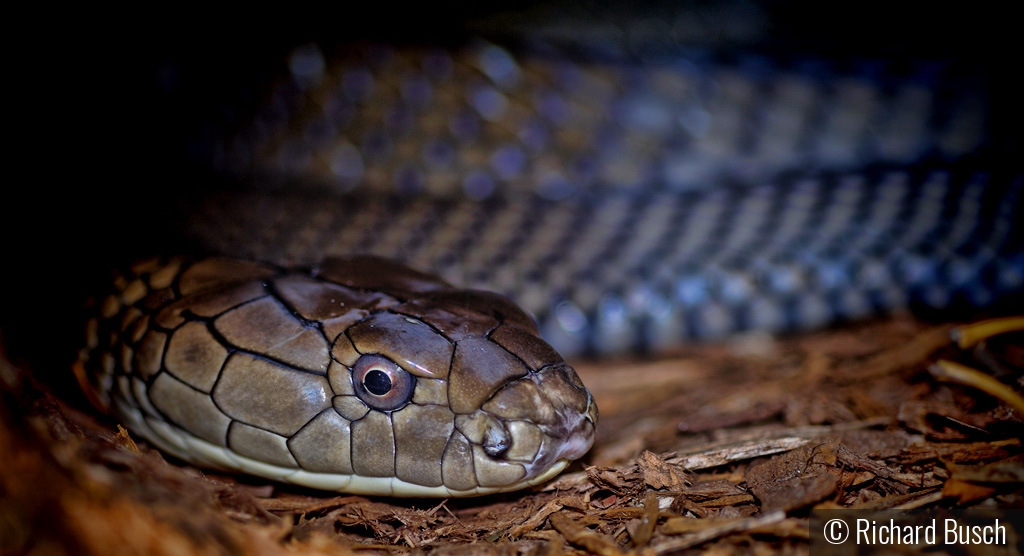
[184,177,1022,356]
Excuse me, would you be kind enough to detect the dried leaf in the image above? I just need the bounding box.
[637,451,689,490]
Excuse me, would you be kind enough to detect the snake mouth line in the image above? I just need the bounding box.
[111,377,589,497]
[116,391,574,497]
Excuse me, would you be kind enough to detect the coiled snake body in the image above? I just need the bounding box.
[79,25,1022,496]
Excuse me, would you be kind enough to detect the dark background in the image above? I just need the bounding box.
[5,1,1020,395]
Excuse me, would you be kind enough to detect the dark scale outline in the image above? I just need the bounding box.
[115,263,321,446]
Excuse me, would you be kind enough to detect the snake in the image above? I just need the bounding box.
[75,10,1022,497]
[78,255,596,496]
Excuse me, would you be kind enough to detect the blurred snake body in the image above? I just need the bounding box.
[79,36,1022,496]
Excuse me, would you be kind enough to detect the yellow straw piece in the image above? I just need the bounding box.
[930,359,1024,414]
[950,316,1024,349]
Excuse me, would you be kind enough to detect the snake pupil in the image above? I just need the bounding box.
[364,369,392,396]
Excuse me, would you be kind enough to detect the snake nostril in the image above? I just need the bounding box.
[482,420,511,457]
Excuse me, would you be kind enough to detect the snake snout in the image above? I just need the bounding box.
[557,389,598,462]
[528,363,598,465]
[476,362,597,481]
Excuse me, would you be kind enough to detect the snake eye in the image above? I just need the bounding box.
[352,354,415,411]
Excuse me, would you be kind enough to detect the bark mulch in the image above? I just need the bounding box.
[2,313,1022,555]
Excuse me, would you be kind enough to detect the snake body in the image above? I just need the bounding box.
[181,41,1022,357]
[78,23,1022,496]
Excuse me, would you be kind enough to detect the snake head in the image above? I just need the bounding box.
[81,256,595,497]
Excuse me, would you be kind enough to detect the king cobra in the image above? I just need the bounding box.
[72,6,1021,497]
[78,255,596,496]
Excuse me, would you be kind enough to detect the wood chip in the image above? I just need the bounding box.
[6,314,1022,554]
[548,511,626,556]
